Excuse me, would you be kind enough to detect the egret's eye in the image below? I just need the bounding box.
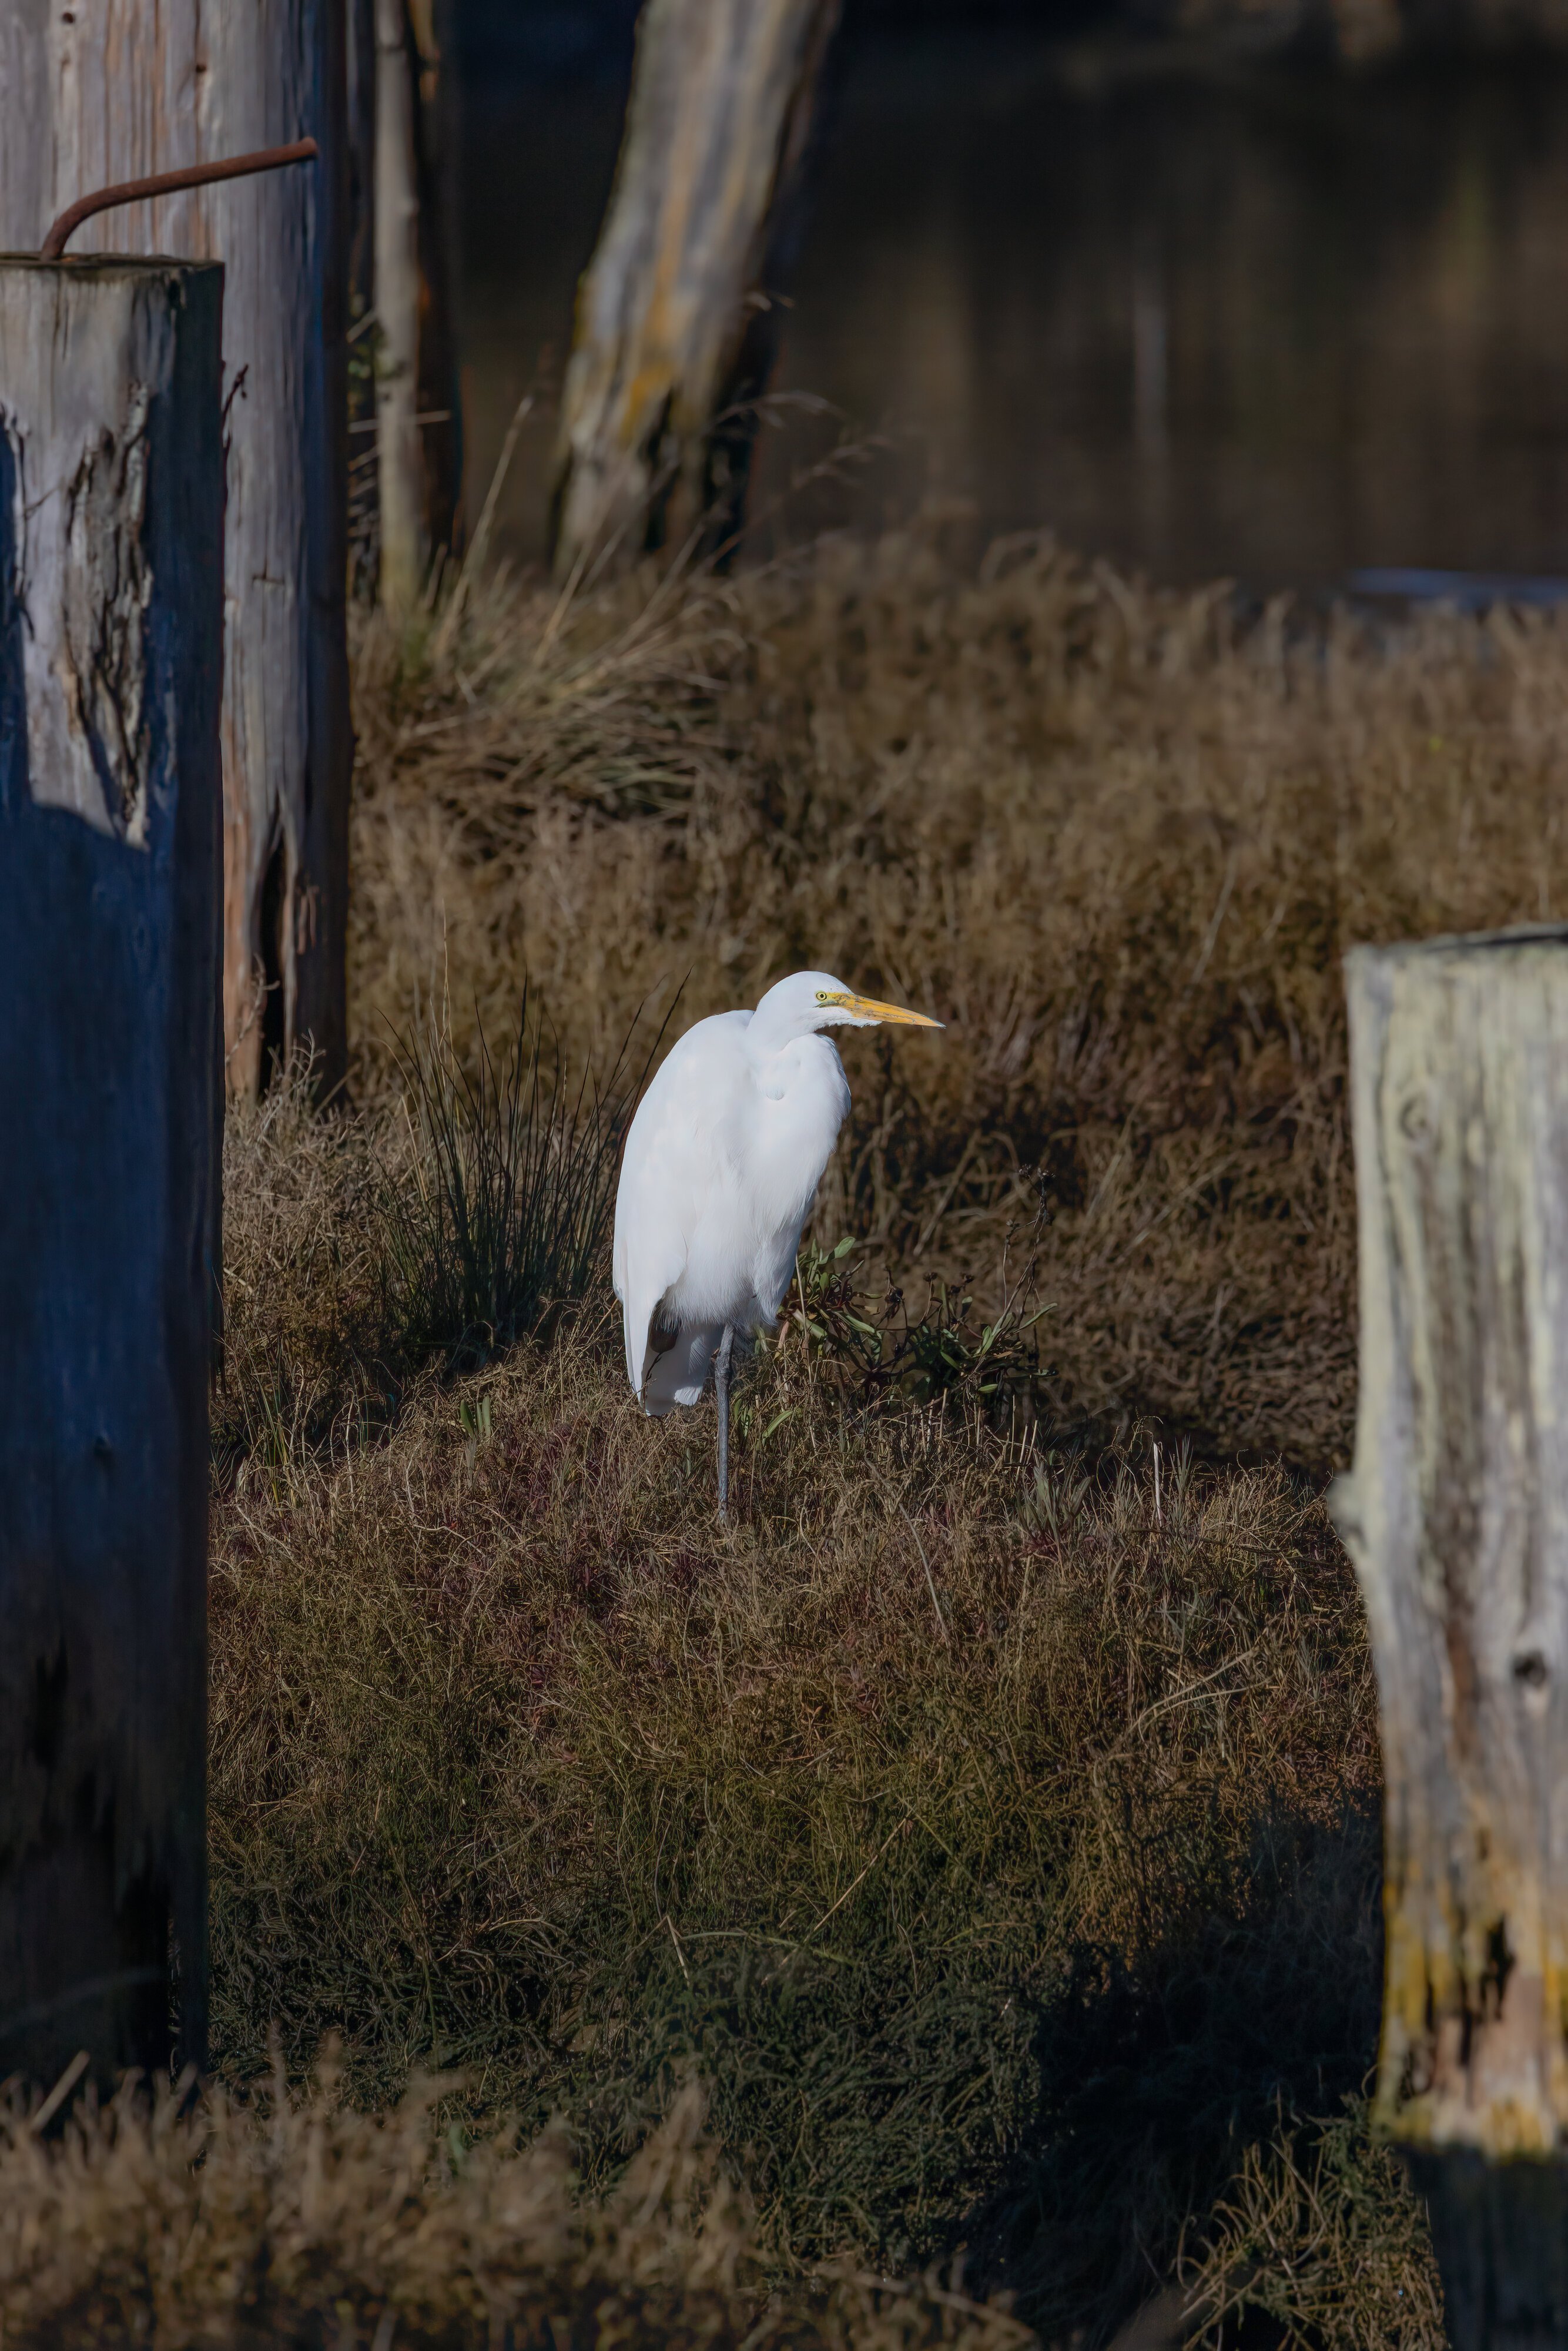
[815,990,832,1003]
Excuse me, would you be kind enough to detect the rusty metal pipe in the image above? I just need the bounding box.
[39,138,319,262]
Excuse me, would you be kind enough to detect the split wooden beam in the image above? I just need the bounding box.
[0,256,223,2089]
[1332,927,1568,2348]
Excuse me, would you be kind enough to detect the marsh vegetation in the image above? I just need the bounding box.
[17,533,1568,2345]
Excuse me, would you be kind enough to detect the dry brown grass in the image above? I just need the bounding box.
[1184,2099,1445,2349]
[206,1058,1396,2340]
[350,535,1568,1466]
[216,1079,395,1471]
[0,2065,1033,2351]
[46,534,1543,2349]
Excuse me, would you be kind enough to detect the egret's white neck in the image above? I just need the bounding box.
[745,1001,833,1057]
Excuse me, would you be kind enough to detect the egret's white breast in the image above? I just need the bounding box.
[737,1034,850,1316]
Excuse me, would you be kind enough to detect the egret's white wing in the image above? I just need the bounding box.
[613,1012,749,1412]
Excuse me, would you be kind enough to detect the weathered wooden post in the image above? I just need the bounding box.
[550,0,840,578]
[1331,927,1568,2348]
[374,0,425,619]
[0,254,223,2088]
[0,0,351,1101]
[371,0,461,614]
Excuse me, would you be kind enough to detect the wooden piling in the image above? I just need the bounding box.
[550,0,840,577]
[1331,927,1568,2348]
[0,256,223,2089]
[374,0,426,618]
[0,1,351,1101]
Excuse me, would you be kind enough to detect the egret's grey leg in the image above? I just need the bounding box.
[715,1324,735,1523]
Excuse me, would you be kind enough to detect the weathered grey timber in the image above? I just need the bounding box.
[550,0,840,577]
[375,0,460,590]
[375,0,425,617]
[0,0,350,1100]
[0,256,223,2088]
[407,0,461,563]
[1331,927,1568,2347]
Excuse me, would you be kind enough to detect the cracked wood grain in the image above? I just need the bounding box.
[0,282,166,841]
[1332,927,1568,2156]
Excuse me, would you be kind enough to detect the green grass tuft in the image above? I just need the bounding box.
[1185,2097,1444,2348]
[382,991,629,1374]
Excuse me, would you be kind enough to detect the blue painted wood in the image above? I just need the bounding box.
[0,257,223,2090]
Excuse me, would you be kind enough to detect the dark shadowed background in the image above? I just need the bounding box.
[447,0,1568,591]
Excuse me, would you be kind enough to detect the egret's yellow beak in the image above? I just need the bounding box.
[820,991,944,1029]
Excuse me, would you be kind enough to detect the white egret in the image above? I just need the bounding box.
[613,971,944,1519]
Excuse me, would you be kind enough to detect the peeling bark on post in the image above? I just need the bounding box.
[550,0,840,578]
[1331,927,1568,2347]
[0,256,222,2089]
[0,0,350,1100]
